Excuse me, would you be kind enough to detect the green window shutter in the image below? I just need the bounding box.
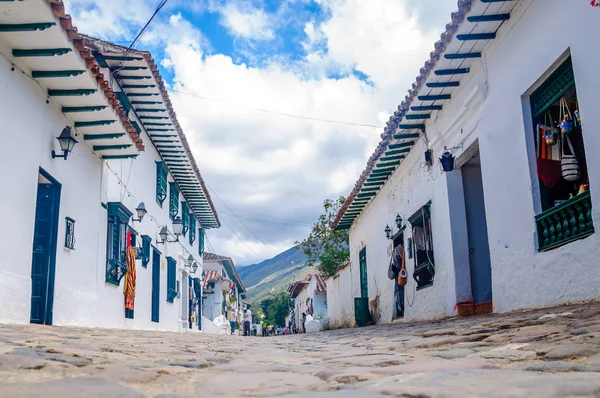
[181,202,189,237]
[156,162,168,207]
[169,182,179,221]
[189,216,196,245]
[198,228,205,256]
[106,202,133,286]
[166,257,177,302]
[531,57,575,119]
[141,235,151,268]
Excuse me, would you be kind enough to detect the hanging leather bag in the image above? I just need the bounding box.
[561,134,580,182]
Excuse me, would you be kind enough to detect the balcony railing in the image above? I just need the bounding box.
[536,191,594,252]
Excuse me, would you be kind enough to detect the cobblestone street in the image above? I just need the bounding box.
[1,302,600,398]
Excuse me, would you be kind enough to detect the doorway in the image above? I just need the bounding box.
[359,248,368,299]
[151,247,161,323]
[30,169,61,325]
[392,233,405,318]
[461,151,493,310]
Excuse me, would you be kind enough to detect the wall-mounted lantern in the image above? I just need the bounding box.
[185,254,194,267]
[172,217,183,237]
[52,126,78,160]
[131,202,147,222]
[384,225,392,239]
[191,261,199,274]
[395,214,403,230]
[439,150,455,172]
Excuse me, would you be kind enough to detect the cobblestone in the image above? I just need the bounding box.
[0,302,599,397]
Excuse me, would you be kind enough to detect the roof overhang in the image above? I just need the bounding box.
[0,0,143,158]
[333,0,518,230]
[81,36,220,228]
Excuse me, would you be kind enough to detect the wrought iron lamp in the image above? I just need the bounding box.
[191,261,199,274]
[384,225,392,239]
[52,126,78,160]
[395,214,403,230]
[439,150,455,172]
[185,254,194,267]
[131,202,147,222]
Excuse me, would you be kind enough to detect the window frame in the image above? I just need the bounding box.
[141,235,151,268]
[166,256,177,303]
[156,162,168,207]
[169,182,180,221]
[198,228,205,256]
[106,202,132,286]
[408,202,435,290]
[189,216,196,245]
[181,201,189,237]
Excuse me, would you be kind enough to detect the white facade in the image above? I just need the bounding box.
[341,0,600,324]
[202,255,245,322]
[325,264,355,329]
[0,2,218,332]
[290,274,327,330]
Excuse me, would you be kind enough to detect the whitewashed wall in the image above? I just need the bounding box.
[93,100,205,332]
[0,48,105,326]
[347,0,600,323]
[325,265,355,329]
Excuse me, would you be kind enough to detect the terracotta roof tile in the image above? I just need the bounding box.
[332,0,474,229]
[314,274,327,293]
[44,0,144,151]
[202,269,223,290]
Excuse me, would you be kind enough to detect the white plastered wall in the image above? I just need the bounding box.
[325,265,355,329]
[347,0,600,323]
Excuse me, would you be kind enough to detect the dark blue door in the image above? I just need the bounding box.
[151,247,161,323]
[30,173,61,325]
[462,154,493,304]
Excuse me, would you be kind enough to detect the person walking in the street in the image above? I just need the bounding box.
[261,319,267,337]
[301,312,307,333]
[229,308,237,335]
[243,305,252,336]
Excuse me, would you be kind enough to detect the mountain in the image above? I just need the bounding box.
[239,246,311,305]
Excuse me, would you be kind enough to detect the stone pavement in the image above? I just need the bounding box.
[1,302,600,398]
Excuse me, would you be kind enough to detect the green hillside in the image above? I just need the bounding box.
[238,247,312,305]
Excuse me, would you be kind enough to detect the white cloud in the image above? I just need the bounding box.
[61,0,458,265]
[217,2,275,41]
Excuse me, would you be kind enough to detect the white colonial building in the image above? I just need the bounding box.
[288,274,327,331]
[0,0,220,333]
[332,0,599,325]
[325,263,355,329]
[201,253,245,322]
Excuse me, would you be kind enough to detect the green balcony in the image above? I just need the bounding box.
[536,191,594,252]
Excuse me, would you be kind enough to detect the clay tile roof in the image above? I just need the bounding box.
[45,0,143,151]
[202,270,223,290]
[331,0,475,229]
[314,274,327,293]
[202,252,246,293]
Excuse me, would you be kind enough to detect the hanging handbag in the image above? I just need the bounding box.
[397,246,407,287]
[561,134,580,182]
[387,256,396,280]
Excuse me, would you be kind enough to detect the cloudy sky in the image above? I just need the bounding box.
[64,0,458,265]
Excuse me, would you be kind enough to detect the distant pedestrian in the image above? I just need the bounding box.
[243,305,252,336]
[229,309,237,335]
[301,312,307,333]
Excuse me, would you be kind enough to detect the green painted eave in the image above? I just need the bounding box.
[13,48,71,57]
[83,133,125,140]
[102,154,138,159]
[32,70,85,78]
[389,142,415,149]
[394,133,421,140]
[48,89,96,96]
[74,120,116,127]
[0,22,55,31]
[93,144,133,151]
[63,106,107,113]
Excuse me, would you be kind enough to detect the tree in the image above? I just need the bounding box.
[259,292,290,326]
[297,197,349,278]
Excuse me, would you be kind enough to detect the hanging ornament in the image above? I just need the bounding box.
[575,109,581,124]
[559,97,574,135]
[542,111,558,146]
